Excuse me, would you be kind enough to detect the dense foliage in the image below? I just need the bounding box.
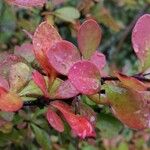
[0,0,150,150]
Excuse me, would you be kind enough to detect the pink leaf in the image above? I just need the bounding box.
[77,19,102,59]
[47,40,81,75]
[46,107,64,132]
[32,71,50,98]
[33,21,61,75]
[68,60,101,95]
[14,43,35,63]
[90,51,106,72]
[50,79,79,99]
[6,0,47,7]
[51,101,96,139]
[132,14,150,70]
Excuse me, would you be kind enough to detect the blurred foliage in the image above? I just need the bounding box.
[0,0,150,149]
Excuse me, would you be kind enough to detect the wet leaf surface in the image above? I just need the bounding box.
[47,40,81,75]
[132,14,150,71]
[68,60,101,95]
[33,21,61,75]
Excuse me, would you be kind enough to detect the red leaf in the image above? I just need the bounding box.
[6,0,47,7]
[46,107,64,132]
[132,14,150,70]
[77,19,102,59]
[68,60,101,95]
[0,87,7,96]
[90,51,106,72]
[33,21,61,54]
[32,71,50,98]
[33,21,61,75]
[0,92,23,112]
[51,101,95,139]
[47,40,81,75]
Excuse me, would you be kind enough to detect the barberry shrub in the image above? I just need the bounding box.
[0,0,150,149]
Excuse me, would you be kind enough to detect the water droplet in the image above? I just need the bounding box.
[90,116,95,122]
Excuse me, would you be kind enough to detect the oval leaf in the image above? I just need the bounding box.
[77,19,102,59]
[132,14,150,70]
[54,7,80,23]
[6,0,47,7]
[33,21,61,75]
[0,92,23,112]
[46,107,64,132]
[68,60,101,95]
[47,40,81,75]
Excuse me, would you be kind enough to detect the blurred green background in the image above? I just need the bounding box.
[0,0,150,150]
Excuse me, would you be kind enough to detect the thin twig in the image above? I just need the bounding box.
[23,74,150,107]
[116,3,150,51]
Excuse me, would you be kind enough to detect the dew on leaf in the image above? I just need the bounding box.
[47,40,81,75]
[68,60,101,95]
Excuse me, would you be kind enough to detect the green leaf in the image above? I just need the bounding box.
[19,80,43,98]
[54,7,80,23]
[31,124,51,150]
[96,113,123,138]
[118,142,129,150]
[9,62,31,92]
[0,3,16,43]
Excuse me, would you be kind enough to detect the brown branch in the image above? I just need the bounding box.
[101,76,150,83]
